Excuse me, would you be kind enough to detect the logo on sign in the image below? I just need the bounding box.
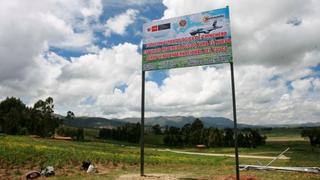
[203,16,210,23]
[148,23,171,33]
[151,26,158,32]
[202,14,225,23]
[179,20,187,27]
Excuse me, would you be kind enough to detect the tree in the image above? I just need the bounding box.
[126,123,141,143]
[163,126,183,146]
[0,97,61,137]
[56,126,84,141]
[152,124,162,135]
[301,128,320,148]
[191,118,204,132]
[33,97,54,114]
[66,111,75,120]
[76,128,84,141]
[248,129,266,148]
[29,97,61,137]
[99,123,141,143]
[99,128,112,139]
[224,128,234,147]
[181,123,191,146]
[207,128,223,147]
[0,97,29,135]
[237,133,246,147]
[190,119,204,145]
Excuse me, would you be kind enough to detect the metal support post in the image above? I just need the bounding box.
[140,70,145,176]
[230,62,240,180]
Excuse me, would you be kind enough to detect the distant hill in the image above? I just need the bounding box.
[63,117,125,128]
[62,116,255,129]
[262,122,320,128]
[60,115,320,129]
[121,116,257,128]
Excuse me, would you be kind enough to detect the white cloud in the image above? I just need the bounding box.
[0,0,103,103]
[0,0,103,86]
[162,0,320,67]
[147,0,320,124]
[45,43,141,118]
[102,0,161,7]
[0,0,319,125]
[104,9,139,37]
[81,0,103,18]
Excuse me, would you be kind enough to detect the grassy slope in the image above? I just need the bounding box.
[0,130,320,179]
[261,128,305,141]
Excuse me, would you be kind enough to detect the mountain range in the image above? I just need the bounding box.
[120,116,256,128]
[62,115,320,129]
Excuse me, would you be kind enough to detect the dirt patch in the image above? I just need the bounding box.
[118,174,259,180]
[0,163,123,179]
[221,175,259,180]
[118,173,185,180]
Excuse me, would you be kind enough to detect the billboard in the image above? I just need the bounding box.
[142,7,232,71]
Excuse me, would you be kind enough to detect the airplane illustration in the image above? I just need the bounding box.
[189,20,222,36]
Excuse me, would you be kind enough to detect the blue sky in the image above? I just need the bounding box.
[46,1,320,93]
[52,1,166,53]
[50,0,169,86]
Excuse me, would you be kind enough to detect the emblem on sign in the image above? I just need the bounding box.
[179,20,187,27]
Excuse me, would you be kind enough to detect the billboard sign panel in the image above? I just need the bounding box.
[142,7,232,71]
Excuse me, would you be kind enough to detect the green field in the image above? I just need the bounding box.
[0,129,319,179]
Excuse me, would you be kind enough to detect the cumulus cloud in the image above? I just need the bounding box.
[104,9,139,37]
[50,43,142,117]
[0,0,141,119]
[0,0,102,103]
[162,0,320,67]
[0,0,319,125]
[126,0,161,5]
[150,0,320,124]
[0,0,103,81]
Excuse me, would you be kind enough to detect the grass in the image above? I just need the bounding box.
[0,128,320,179]
[261,128,305,141]
[144,134,164,146]
[260,128,303,137]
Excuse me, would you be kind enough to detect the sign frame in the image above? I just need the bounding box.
[142,6,233,71]
[140,6,240,180]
